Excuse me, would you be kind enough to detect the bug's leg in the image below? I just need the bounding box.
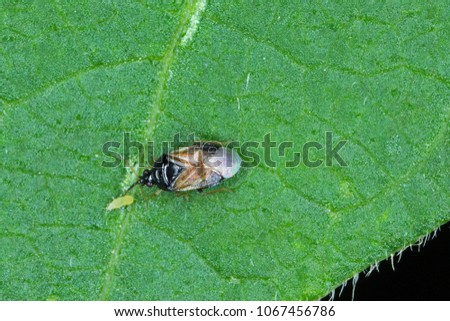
[147,156,155,168]
[200,187,232,196]
[125,160,144,190]
[144,189,162,198]
[175,191,190,201]
[141,186,149,208]
[140,189,163,208]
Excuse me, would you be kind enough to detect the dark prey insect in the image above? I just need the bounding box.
[128,142,241,193]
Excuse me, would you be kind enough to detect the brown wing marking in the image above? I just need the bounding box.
[168,146,201,167]
[168,146,224,191]
[173,166,222,191]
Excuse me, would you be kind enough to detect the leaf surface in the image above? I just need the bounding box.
[1,0,449,300]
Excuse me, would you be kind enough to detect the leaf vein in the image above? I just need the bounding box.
[336,111,449,213]
[2,57,159,116]
[206,14,450,87]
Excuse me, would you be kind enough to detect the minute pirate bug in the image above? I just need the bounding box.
[127,141,241,193]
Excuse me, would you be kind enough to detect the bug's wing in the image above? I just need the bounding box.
[169,144,225,166]
[200,147,241,178]
[172,166,223,191]
[168,146,202,167]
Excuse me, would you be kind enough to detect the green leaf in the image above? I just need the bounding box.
[1,0,449,300]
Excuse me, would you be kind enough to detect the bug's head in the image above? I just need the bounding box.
[140,169,153,188]
[127,169,153,192]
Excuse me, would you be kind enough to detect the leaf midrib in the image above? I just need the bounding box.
[98,0,201,300]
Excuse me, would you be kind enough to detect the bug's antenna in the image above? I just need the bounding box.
[126,179,142,192]
[124,161,150,206]
[125,161,143,192]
